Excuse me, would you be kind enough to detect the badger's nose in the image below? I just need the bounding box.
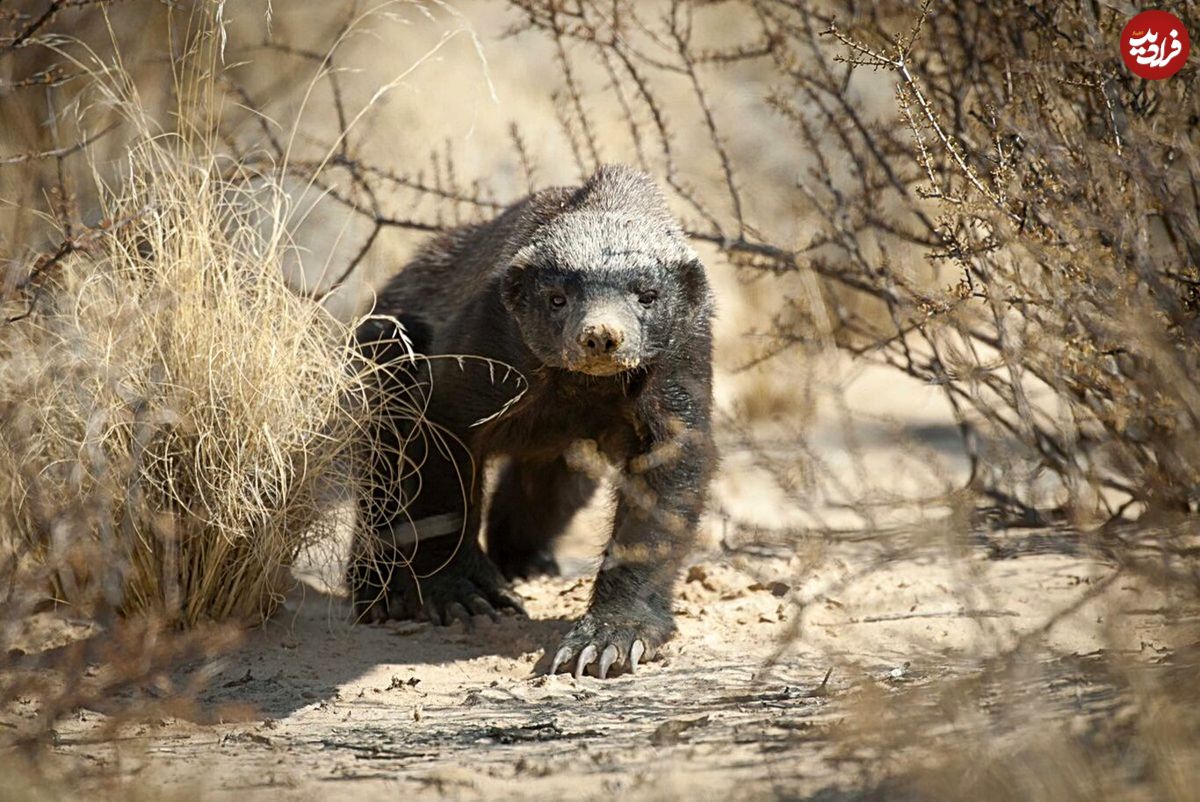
[579,322,624,356]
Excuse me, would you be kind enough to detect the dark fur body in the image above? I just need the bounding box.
[350,165,715,678]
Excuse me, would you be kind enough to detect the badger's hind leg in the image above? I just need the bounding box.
[486,456,598,580]
[348,312,428,622]
[350,313,527,625]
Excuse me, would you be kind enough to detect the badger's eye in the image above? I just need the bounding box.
[638,289,659,307]
[550,293,567,308]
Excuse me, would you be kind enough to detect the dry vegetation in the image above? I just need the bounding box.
[0,2,399,747]
[1,0,1199,799]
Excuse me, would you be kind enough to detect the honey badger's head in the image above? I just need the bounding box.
[501,166,711,377]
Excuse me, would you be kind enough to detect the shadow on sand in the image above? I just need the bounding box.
[174,582,572,720]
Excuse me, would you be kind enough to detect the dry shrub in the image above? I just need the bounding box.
[823,644,1200,802]
[0,5,432,752]
[0,22,382,628]
[747,1,1200,523]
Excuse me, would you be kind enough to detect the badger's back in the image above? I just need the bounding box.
[372,186,572,332]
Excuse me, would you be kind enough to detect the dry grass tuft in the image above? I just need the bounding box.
[0,36,386,628]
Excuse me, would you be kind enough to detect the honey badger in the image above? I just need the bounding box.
[350,164,714,679]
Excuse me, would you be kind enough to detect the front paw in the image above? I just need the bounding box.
[548,609,674,679]
[413,566,528,627]
[352,549,526,627]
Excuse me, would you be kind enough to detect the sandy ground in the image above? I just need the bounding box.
[15,479,1188,800]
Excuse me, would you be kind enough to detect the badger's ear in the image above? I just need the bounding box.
[679,257,710,309]
[501,264,527,312]
[527,186,576,222]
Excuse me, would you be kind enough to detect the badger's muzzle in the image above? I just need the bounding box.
[566,306,641,376]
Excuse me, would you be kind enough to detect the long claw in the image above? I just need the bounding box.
[598,644,619,679]
[575,644,598,680]
[494,588,528,616]
[467,595,500,623]
[630,639,645,673]
[446,601,473,631]
[550,645,573,675]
